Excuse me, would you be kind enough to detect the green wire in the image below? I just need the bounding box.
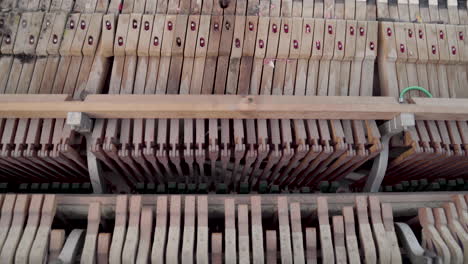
[399,86,433,101]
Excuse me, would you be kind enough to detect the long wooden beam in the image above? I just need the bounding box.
[0,94,467,120]
[55,192,465,219]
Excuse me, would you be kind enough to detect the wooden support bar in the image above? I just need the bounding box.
[0,95,468,120]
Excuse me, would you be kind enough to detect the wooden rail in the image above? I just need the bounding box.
[0,94,467,120]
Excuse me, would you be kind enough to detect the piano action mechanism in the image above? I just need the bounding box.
[0,0,467,261]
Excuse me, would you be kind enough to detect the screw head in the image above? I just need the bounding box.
[105,20,112,30]
[259,39,264,48]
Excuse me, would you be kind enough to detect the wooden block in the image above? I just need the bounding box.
[22,12,47,55]
[305,228,317,263]
[290,202,305,264]
[277,197,294,263]
[122,196,142,263]
[205,16,223,57]
[114,14,130,57]
[277,17,292,58]
[317,197,335,263]
[250,196,264,264]
[181,196,196,264]
[381,203,402,264]
[224,198,236,264]
[419,207,451,263]
[97,233,111,264]
[80,202,101,264]
[243,16,258,56]
[148,15,165,56]
[101,14,116,57]
[136,207,153,263]
[138,15,154,56]
[161,15,176,57]
[48,229,65,262]
[211,233,222,264]
[0,194,14,252]
[265,17,281,58]
[266,230,277,263]
[151,196,168,263]
[433,208,464,263]
[12,13,31,55]
[125,14,142,56]
[298,18,313,59]
[165,196,181,263]
[46,12,67,56]
[29,194,56,264]
[196,196,208,264]
[310,18,325,60]
[332,216,348,264]
[35,13,56,56]
[171,14,188,56]
[82,13,103,56]
[194,15,210,57]
[25,12,45,55]
[443,202,468,261]
[230,16,246,58]
[237,204,250,263]
[368,196,391,264]
[355,196,377,264]
[342,206,360,264]
[59,13,80,56]
[0,194,29,264]
[70,13,91,56]
[453,195,468,228]
[14,194,43,264]
[1,13,21,55]
[289,17,302,59]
